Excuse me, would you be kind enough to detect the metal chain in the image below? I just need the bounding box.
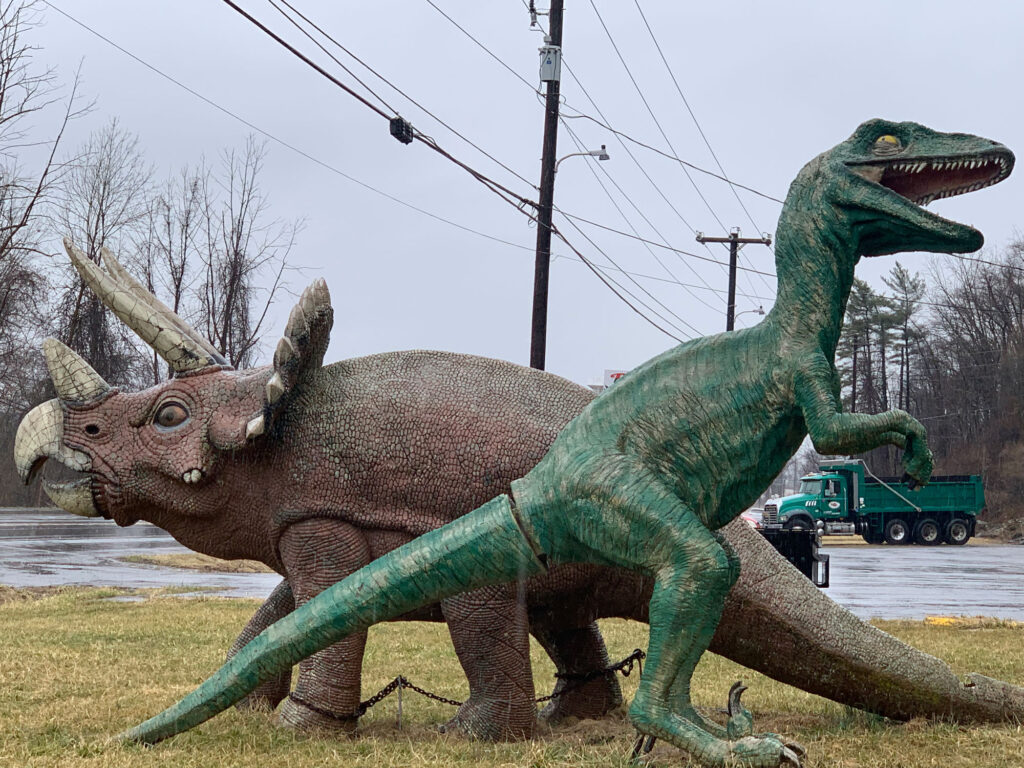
[338,648,648,716]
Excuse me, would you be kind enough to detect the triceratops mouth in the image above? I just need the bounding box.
[42,476,103,518]
[14,399,102,518]
[850,148,1013,206]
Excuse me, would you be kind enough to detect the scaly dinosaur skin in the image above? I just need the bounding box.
[110,121,1016,766]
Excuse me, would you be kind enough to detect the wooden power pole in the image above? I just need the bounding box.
[530,0,564,370]
[695,230,772,331]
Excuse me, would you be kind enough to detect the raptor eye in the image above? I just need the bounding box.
[154,402,189,430]
[873,135,903,155]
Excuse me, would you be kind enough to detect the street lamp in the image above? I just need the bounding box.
[734,305,766,325]
[554,145,610,173]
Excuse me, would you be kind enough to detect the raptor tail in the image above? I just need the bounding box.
[121,494,545,744]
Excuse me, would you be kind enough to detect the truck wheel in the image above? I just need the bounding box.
[945,518,970,545]
[862,529,882,544]
[784,517,812,531]
[884,518,911,545]
[913,518,942,546]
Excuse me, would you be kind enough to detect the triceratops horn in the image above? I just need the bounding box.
[99,247,228,366]
[64,239,228,374]
[42,338,111,402]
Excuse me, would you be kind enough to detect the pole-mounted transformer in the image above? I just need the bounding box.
[538,43,561,83]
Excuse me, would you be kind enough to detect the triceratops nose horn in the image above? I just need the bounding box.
[42,338,111,402]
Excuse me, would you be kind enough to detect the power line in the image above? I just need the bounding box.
[265,0,400,116]
[632,0,778,297]
[560,211,779,278]
[559,119,723,313]
[589,0,770,301]
[423,0,539,93]
[551,254,773,301]
[272,0,539,193]
[219,0,535,211]
[41,1,534,254]
[553,222,690,341]
[588,0,727,232]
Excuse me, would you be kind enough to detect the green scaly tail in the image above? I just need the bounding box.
[121,494,545,744]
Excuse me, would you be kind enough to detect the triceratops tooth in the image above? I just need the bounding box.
[265,372,286,404]
[245,414,265,439]
[274,336,297,370]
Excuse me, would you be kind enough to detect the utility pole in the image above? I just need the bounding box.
[695,229,772,331]
[529,0,564,370]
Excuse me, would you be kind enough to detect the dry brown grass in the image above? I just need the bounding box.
[0,587,1021,767]
[120,553,274,573]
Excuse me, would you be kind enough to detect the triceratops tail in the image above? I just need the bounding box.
[120,494,545,744]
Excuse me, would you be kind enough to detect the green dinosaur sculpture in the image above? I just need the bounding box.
[117,120,1015,766]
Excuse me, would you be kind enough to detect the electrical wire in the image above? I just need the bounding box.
[220,0,536,213]
[555,129,704,334]
[271,0,539,192]
[632,0,778,296]
[552,222,689,341]
[41,1,534,254]
[559,119,723,313]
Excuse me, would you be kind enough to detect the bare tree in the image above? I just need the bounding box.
[195,137,297,368]
[134,166,204,383]
[0,1,84,505]
[53,118,152,386]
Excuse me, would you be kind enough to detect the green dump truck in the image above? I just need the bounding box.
[762,459,985,545]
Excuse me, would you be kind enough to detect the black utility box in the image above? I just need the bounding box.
[760,528,830,588]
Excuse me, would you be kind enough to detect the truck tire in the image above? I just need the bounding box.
[861,528,882,544]
[884,518,912,545]
[784,516,813,531]
[945,518,971,545]
[913,518,942,546]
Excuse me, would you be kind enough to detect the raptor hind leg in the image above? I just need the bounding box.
[534,462,799,767]
[533,622,623,724]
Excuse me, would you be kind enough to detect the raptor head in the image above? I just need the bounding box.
[13,240,332,534]
[802,119,1013,257]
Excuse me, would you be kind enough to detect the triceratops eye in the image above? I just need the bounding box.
[154,402,189,430]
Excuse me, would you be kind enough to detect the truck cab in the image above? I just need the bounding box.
[765,470,858,534]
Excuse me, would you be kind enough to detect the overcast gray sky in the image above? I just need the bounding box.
[34,1,1024,386]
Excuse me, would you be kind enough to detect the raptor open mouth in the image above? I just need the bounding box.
[853,149,1013,206]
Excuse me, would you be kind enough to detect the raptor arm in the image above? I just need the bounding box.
[795,354,933,483]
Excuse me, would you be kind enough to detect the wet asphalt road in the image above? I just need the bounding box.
[1,508,1022,619]
[0,508,278,598]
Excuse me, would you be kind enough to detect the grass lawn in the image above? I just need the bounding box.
[0,586,1021,767]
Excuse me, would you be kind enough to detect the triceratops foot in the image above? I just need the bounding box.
[438,696,536,741]
[630,698,803,768]
[539,673,624,725]
[276,694,359,735]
